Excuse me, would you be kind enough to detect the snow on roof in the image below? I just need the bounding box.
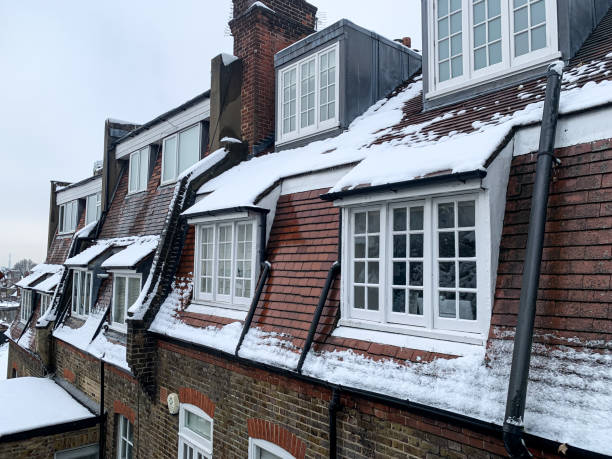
[31,267,64,293]
[182,80,419,216]
[15,264,62,288]
[101,236,159,269]
[64,236,155,268]
[247,1,274,13]
[0,377,95,436]
[301,339,612,455]
[221,53,239,66]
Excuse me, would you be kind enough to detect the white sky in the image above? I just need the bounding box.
[0,0,422,266]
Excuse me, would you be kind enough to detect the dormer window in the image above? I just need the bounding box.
[277,43,339,145]
[128,147,150,194]
[429,0,558,96]
[85,192,101,225]
[71,269,92,318]
[58,200,78,234]
[161,124,201,184]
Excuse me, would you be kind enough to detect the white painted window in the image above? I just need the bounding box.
[112,273,141,330]
[178,404,213,459]
[128,147,149,194]
[194,219,257,308]
[85,192,101,225]
[116,415,134,459]
[248,438,295,459]
[71,270,92,318]
[54,444,99,459]
[428,0,558,95]
[277,42,339,144]
[162,124,201,184]
[59,200,78,234]
[343,193,488,335]
[40,293,52,316]
[20,288,32,322]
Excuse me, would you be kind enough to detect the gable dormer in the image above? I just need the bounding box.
[422,0,612,108]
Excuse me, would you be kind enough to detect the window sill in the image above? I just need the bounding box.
[426,50,562,101]
[336,318,486,347]
[188,301,249,321]
[275,124,340,149]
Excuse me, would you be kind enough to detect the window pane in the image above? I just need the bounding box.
[185,410,211,440]
[450,11,462,34]
[393,262,406,285]
[488,0,501,17]
[439,232,455,258]
[514,6,528,32]
[439,262,456,287]
[259,447,283,459]
[393,208,406,231]
[473,1,485,24]
[354,286,365,309]
[410,207,424,230]
[409,262,423,286]
[474,47,487,70]
[451,32,462,55]
[409,290,424,315]
[367,211,380,233]
[283,69,297,133]
[367,287,379,310]
[354,262,365,283]
[439,291,456,318]
[439,61,450,82]
[451,56,463,77]
[438,17,449,40]
[199,227,214,294]
[367,236,379,258]
[459,231,476,257]
[392,289,406,313]
[515,31,529,56]
[438,0,448,18]
[459,292,477,320]
[439,38,450,61]
[531,24,546,50]
[438,203,454,228]
[217,225,232,296]
[163,136,177,182]
[114,277,126,324]
[530,0,545,25]
[393,234,406,258]
[450,0,461,12]
[410,234,423,258]
[354,213,366,234]
[488,17,501,41]
[127,277,140,310]
[354,236,366,258]
[129,153,139,192]
[489,41,502,65]
[367,262,379,283]
[178,126,200,175]
[139,149,148,191]
[459,261,477,288]
[474,24,486,47]
[235,222,253,298]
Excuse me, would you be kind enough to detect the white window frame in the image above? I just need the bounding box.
[276,42,340,146]
[161,123,202,185]
[128,147,150,194]
[85,192,101,225]
[111,272,141,331]
[54,444,99,459]
[427,0,559,98]
[193,216,259,310]
[71,269,93,319]
[178,404,213,459]
[248,438,295,459]
[116,415,134,459]
[20,288,32,322]
[340,189,491,340]
[59,200,79,234]
[40,293,52,316]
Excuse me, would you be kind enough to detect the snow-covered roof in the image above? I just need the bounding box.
[31,267,64,293]
[0,377,95,437]
[65,236,157,268]
[101,236,159,269]
[15,264,62,289]
[184,54,612,217]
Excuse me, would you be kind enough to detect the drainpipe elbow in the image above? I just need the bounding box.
[503,423,532,458]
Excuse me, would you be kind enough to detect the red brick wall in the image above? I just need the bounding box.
[492,138,612,346]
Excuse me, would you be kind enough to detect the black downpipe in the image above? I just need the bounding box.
[235,261,271,356]
[99,358,106,458]
[503,62,563,458]
[296,261,340,374]
[328,388,341,459]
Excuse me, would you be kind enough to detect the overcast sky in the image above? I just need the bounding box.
[0,0,421,266]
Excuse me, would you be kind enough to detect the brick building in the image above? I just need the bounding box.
[4,0,612,458]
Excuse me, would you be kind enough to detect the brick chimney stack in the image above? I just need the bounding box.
[230,0,317,153]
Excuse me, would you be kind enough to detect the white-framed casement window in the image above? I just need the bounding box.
[116,415,134,459]
[71,269,92,318]
[20,289,32,322]
[342,193,489,336]
[428,0,558,96]
[194,219,258,309]
[178,404,213,459]
[40,293,52,316]
[277,42,339,145]
[111,273,141,330]
[85,192,101,225]
[248,438,295,459]
[128,147,150,194]
[59,200,79,234]
[161,124,201,184]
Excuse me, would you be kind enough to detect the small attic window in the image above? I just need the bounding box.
[59,200,78,234]
[20,288,32,322]
[85,192,101,225]
[277,43,340,145]
[128,147,150,194]
[71,269,92,319]
[428,0,558,97]
[161,124,201,185]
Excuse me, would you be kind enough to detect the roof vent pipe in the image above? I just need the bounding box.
[503,61,563,458]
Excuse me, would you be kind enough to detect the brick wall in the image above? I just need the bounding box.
[230,0,316,150]
[0,425,98,459]
[492,138,612,346]
[7,340,45,378]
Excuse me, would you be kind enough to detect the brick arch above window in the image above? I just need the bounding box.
[113,400,135,424]
[247,418,306,459]
[178,387,215,418]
